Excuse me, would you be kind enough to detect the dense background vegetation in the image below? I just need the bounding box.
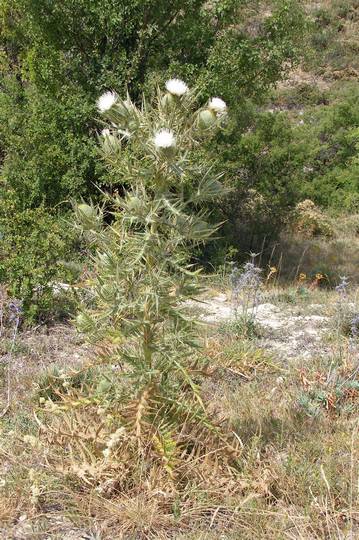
[1,0,359,319]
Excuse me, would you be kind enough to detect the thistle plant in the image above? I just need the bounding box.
[334,276,359,338]
[230,259,262,319]
[227,256,263,338]
[56,80,239,489]
[335,275,350,299]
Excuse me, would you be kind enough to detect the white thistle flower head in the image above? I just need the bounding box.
[208,97,227,114]
[165,78,189,96]
[101,128,111,137]
[97,91,117,113]
[154,129,176,150]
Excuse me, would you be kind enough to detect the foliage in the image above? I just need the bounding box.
[209,81,359,261]
[305,0,359,77]
[298,84,359,210]
[0,0,306,294]
[0,0,305,205]
[204,107,306,260]
[297,363,359,417]
[198,0,305,103]
[0,195,79,321]
[290,199,334,238]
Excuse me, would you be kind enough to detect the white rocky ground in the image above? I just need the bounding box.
[191,294,331,361]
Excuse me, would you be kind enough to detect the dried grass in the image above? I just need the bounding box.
[0,287,359,538]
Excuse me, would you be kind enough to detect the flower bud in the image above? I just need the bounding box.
[77,203,98,231]
[197,109,217,130]
[114,100,139,130]
[77,203,96,220]
[100,283,115,302]
[126,195,143,213]
[101,129,120,155]
[161,92,176,109]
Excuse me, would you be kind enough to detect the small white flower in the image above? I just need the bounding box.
[208,97,227,114]
[154,129,176,149]
[101,128,111,137]
[165,78,189,96]
[97,91,117,113]
[102,448,111,459]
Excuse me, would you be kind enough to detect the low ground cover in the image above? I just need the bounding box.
[0,277,358,539]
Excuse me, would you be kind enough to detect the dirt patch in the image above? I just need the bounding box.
[191,294,331,361]
[0,325,89,412]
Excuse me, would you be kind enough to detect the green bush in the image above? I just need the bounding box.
[0,0,305,207]
[0,196,80,321]
[297,84,359,209]
[204,108,304,260]
[202,77,359,263]
[0,0,306,286]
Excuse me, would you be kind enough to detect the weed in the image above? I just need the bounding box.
[296,361,359,418]
[218,316,262,340]
[230,259,263,319]
[332,275,359,339]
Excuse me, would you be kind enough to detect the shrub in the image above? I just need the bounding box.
[0,0,305,208]
[290,199,334,238]
[298,84,359,210]
[206,109,304,259]
[0,197,79,321]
